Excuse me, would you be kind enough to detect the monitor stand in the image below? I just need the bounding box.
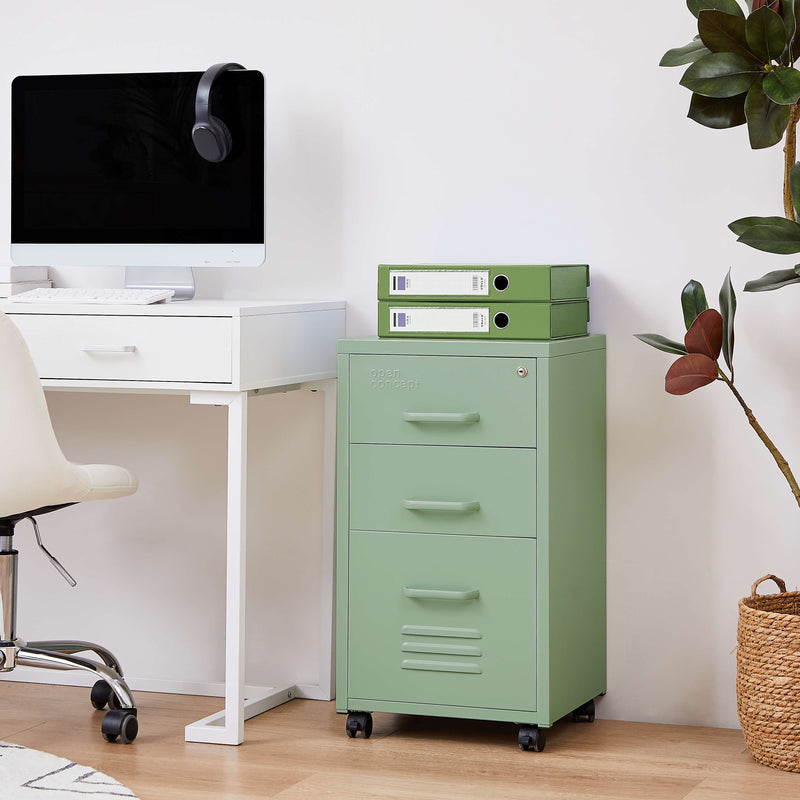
[125,267,195,300]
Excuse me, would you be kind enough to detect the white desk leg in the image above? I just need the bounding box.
[184,391,293,745]
[181,391,246,744]
[224,391,247,744]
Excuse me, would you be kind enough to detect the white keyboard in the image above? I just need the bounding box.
[9,287,175,305]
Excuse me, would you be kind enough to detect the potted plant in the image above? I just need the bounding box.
[637,0,800,772]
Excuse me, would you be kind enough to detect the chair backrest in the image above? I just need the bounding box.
[0,311,85,517]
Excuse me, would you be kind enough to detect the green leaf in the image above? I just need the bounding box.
[688,92,748,127]
[743,266,800,289]
[763,66,800,103]
[746,6,789,62]
[719,269,736,374]
[728,214,770,233]
[634,333,690,356]
[681,280,709,329]
[698,10,757,60]
[661,37,714,67]
[688,0,745,18]
[745,78,791,147]
[681,52,763,97]
[735,215,800,251]
[790,161,800,218]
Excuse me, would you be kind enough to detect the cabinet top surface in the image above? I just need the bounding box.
[338,334,605,357]
[1,298,345,318]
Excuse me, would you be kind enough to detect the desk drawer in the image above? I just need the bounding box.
[8,313,233,383]
[347,531,537,711]
[350,444,536,537]
[348,355,536,447]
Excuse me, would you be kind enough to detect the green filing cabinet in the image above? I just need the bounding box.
[336,336,606,751]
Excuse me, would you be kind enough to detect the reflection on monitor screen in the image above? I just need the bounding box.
[11,69,265,299]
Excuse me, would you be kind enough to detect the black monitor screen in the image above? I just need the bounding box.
[11,70,264,245]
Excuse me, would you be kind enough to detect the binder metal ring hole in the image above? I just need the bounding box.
[493,311,510,329]
[493,274,509,291]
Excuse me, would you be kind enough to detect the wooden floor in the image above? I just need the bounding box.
[2,683,800,799]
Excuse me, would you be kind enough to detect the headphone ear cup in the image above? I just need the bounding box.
[192,116,232,163]
[210,115,232,159]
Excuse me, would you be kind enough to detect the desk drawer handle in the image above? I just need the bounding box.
[403,586,480,601]
[402,411,480,424]
[80,345,137,353]
[402,499,480,514]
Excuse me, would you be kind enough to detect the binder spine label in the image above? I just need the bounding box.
[389,306,490,333]
[389,270,490,297]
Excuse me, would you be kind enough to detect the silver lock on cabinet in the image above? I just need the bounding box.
[516,366,528,378]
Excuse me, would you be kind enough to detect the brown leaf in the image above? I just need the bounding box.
[752,0,780,11]
[684,308,723,360]
[665,353,718,395]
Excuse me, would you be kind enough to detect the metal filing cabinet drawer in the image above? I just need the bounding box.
[349,444,536,537]
[348,354,537,447]
[347,531,537,712]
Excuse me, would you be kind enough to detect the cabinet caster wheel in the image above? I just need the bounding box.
[101,709,138,744]
[572,699,595,723]
[90,680,121,711]
[345,711,373,739]
[518,725,545,752]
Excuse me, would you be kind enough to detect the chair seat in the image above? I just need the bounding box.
[73,464,138,502]
[0,461,137,519]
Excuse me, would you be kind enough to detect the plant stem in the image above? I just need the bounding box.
[783,103,800,221]
[718,372,800,509]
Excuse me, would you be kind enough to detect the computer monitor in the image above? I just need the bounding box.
[10,69,265,299]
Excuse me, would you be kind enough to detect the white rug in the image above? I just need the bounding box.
[0,741,138,799]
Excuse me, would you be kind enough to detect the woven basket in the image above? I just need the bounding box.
[737,575,800,772]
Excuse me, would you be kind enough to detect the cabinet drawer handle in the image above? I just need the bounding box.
[80,344,137,353]
[402,411,480,424]
[402,499,480,514]
[402,586,480,601]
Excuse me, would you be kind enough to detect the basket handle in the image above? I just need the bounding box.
[750,574,787,597]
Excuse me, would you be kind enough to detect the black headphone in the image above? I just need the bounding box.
[192,62,244,163]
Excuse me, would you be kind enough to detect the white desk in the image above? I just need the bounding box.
[1,298,345,745]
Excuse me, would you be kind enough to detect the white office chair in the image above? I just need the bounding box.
[0,310,140,743]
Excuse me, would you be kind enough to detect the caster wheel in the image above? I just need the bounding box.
[90,680,122,711]
[90,680,111,710]
[518,725,545,752]
[572,699,595,723]
[345,711,373,739]
[101,709,138,744]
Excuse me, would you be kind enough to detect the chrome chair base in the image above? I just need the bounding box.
[4,640,136,709]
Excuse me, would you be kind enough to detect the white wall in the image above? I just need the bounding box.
[1,0,799,730]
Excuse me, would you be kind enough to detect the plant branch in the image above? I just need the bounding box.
[783,103,800,221]
[718,371,800,509]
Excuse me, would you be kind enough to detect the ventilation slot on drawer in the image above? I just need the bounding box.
[401,659,482,675]
[401,625,482,639]
[401,642,483,657]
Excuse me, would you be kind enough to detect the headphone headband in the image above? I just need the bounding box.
[194,62,244,122]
